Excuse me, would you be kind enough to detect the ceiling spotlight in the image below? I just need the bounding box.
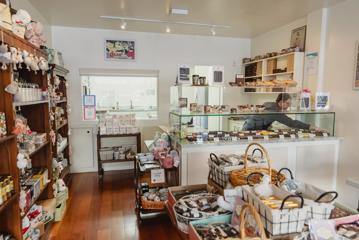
[120,20,127,30]
[166,24,171,33]
[211,27,216,36]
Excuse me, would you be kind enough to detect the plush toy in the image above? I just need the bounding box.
[12,9,31,39]
[30,55,40,73]
[38,56,49,75]
[0,43,11,70]
[16,48,24,68]
[25,21,46,48]
[254,174,273,198]
[56,178,67,192]
[17,153,28,173]
[10,47,18,69]
[23,50,32,71]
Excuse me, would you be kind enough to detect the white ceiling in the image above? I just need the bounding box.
[28,0,345,37]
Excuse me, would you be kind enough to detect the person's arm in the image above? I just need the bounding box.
[269,114,310,129]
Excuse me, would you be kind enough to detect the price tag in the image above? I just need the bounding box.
[232,136,238,141]
[218,132,223,135]
[225,134,230,138]
[247,136,253,141]
[290,134,296,139]
[323,133,328,137]
[279,135,285,140]
[214,137,220,143]
[309,133,316,138]
[209,134,215,138]
[151,169,165,184]
[298,134,304,139]
[239,133,245,137]
[298,131,303,135]
[283,131,288,135]
[255,132,261,136]
[263,135,269,141]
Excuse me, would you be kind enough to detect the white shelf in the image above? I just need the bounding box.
[244,75,262,79]
[243,52,297,65]
[263,72,294,77]
[13,100,49,107]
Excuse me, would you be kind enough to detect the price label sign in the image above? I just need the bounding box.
[263,135,269,141]
[290,134,296,139]
[209,134,215,138]
[309,133,316,138]
[225,134,230,138]
[214,137,220,143]
[279,135,285,140]
[323,133,329,137]
[248,136,253,141]
[151,169,165,184]
[283,131,288,135]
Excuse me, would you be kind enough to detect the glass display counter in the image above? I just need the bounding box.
[169,110,335,140]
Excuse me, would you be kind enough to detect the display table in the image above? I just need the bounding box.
[177,137,341,191]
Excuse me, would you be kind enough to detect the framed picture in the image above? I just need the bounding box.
[290,25,307,51]
[83,106,96,120]
[353,41,359,90]
[177,64,191,85]
[83,95,96,106]
[105,39,135,60]
[315,92,330,110]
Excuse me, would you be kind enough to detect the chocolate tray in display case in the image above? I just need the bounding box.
[169,110,335,142]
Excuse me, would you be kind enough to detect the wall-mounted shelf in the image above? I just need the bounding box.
[13,100,49,107]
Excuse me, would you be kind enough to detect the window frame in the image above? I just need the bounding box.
[79,68,159,121]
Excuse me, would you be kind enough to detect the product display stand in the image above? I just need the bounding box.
[134,156,178,224]
[97,132,141,177]
[0,26,53,238]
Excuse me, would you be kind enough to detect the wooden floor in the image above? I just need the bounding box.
[49,171,181,240]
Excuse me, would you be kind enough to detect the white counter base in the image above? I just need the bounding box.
[178,137,341,192]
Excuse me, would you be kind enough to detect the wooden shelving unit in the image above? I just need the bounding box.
[0,25,52,239]
[242,52,304,93]
[49,64,71,184]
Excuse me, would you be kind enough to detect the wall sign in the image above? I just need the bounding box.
[105,39,135,60]
[83,95,96,106]
[151,169,165,184]
[315,92,330,110]
[83,106,96,120]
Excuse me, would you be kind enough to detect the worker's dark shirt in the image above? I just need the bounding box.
[242,102,310,131]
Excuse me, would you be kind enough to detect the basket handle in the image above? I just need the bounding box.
[278,168,294,180]
[314,191,338,203]
[244,143,272,177]
[246,172,264,186]
[209,153,220,165]
[239,204,268,239]
[280,195,304,210]
[251,148,264,160]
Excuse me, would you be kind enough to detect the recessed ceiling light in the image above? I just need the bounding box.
[170,8,189,15]
[211,27,216,36]
[166,24,171,33]
[120,20,127,30]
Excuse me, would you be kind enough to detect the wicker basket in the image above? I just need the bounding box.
[141,196,165,210]
[230,142,285,187]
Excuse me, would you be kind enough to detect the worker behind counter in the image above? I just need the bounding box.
[242,93,310,131]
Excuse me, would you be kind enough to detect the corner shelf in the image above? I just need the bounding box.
[0,135,16,145]
[28,141,50,157]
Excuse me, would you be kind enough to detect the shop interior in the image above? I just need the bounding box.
[0,0,358,239]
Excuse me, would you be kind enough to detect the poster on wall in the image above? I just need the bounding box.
[354,42,359,90]
[315,92,330,110]
[105,39,135,60]
[290,25,306,51]
[83,95,96,106]
[83,106,96,120]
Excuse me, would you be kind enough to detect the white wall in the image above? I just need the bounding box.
[11,0,52,46]
[251,18,306,57]
[51,26,250,171]
[323,0,359,210]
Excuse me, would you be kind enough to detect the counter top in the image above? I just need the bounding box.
[177,136,341,148]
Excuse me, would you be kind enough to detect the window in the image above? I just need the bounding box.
[81,71,158,120]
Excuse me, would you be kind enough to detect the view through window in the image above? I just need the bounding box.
[81,74,158,120]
